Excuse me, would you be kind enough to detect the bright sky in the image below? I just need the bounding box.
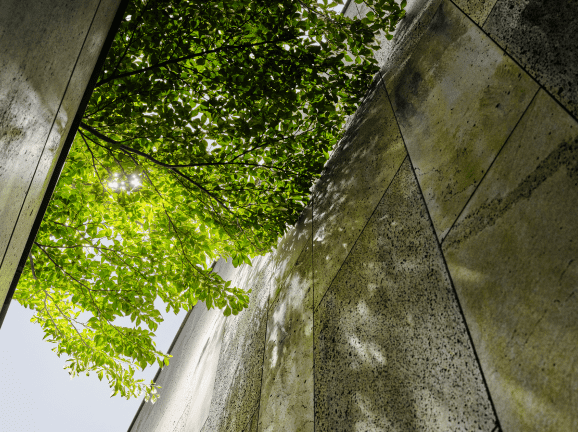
[0,300,187,432]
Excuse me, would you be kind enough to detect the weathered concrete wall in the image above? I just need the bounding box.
[0,0,122,313]
[129,1,578,431]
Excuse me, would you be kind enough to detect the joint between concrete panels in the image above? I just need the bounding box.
[378,70,503,431]
[312,153,408,315]
[447,0,578,124]
[254,279,270,432]
[311,196,315,432]
[442,87,540,246]
[0,0,104,271]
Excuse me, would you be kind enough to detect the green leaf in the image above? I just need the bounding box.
[16,0,403,403]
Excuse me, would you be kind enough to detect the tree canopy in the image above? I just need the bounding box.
[15,0,406,402]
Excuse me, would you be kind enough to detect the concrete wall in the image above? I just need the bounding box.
[0,0,122,317]
[129,1,578,431]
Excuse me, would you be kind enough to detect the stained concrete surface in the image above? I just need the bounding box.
[312,77,406,309]
[314,159,496,431]
[357,0,444,77]
[125,2,578,430]
[443,89,578,431]
[452,0,498,25]
[0,0,120,301]
[246,409,259,432]
[484,0,578,119]
[385,0,539,241]
[259,239,314,432]
[201,256,271,432]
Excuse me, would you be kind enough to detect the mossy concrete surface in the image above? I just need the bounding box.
[311,76,406,309]
[0,0,121,304]
[315,159,496,431]
[483,0,578,119]
[452,0,498,25]
[385,0,538,242]
[127,1,578,430]
[443,89,578,431]
[356,0,444,79]
[259,239,314,432]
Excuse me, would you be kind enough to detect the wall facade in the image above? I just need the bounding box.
[129,1,578,431]
[0,0,123,321]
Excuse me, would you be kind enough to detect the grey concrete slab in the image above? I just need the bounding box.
[258,239,314,432]
[129,303,226,432]
[311,77,407,309]
[452,0,498,25]
[442,89,578,431]
[201,255,272,432]
[483,0,578,119]
[314,158,496,431]
[385,0,539,241]
[0,0,103,297]
[0,0,121,297]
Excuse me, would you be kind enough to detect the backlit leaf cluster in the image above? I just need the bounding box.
[15,0,405,401]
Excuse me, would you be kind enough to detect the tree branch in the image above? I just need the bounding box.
[95,36,297,88]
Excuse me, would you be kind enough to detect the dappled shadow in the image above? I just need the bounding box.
[311,76,407,309]
[200,256,272,432]
[314,159,496,431]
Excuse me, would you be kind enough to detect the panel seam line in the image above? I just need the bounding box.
[448,0,577,124]
[442,86,540,244]
[0,0,104,271]
[379,69,502,431]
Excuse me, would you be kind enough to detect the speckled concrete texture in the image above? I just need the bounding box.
[0,0,121,297]
[385,0,539,241]
[269,205,312,308]
[201,255,272,432]
[311,76,407,309]
[244,409,258,432]
[314,158,496,431]
[443,90,578,431]
[343,0,361,19]
[259,239,314,432]
[452,0,498,25]
[483,0,578,119]
[356,0,444,78]
[129,303,226,432]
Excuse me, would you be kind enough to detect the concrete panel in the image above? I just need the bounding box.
[343,0,361,19]
[201,256,271,432]
[269,206,312,306]
[314,158,496,431]
[356,0,443,77]
[385,0,539,241]
[483,0,578,119]
[442,90,578,431]
[0,0,120,297]
[311,77,407,309]
[129,304,226,432]
[452,0,498,25]
[258,238,314,432]
[0,0,121,300]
